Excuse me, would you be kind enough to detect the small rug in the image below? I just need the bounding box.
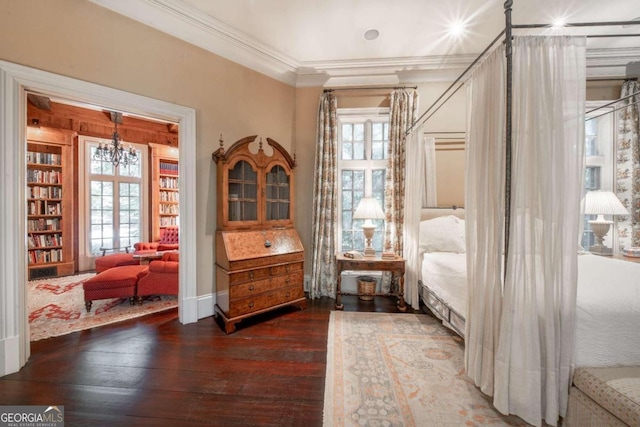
[323,311,529,427]
[28,273,178,341]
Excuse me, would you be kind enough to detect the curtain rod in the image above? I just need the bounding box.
[323,85,417,93]
[405,29,506,135]
[586,99,640,121]
[588,77,638,82]
[423,131,465,134]
[513,20,640,29]
[586,90,640,114]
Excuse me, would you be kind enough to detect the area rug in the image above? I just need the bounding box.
[323,311,529,427]
[28,273,178,341]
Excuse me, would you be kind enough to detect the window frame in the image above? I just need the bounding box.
[337,107,389,253]
[78,135,149,270]
[582,102,617,250]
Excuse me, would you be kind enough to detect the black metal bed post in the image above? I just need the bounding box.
[504,0,513,282]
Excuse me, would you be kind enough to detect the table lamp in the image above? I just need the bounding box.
[584,190,628,256]
[353,197,385,257]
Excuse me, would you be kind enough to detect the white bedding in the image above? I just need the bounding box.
[419,250,640,368]
[420,252,467,317]
[574,253,640,367]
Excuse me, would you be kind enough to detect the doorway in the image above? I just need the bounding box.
[0,59,198,376]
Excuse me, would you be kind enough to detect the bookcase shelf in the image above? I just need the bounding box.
[149,143,180,241]
[26,127,76,280]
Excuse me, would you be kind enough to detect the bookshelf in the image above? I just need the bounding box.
[26,127,76,279]
[149,143,179,241]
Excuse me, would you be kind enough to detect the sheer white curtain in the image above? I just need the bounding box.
[404,125,426,309]
[494,36,586,426]
[464,44,506,397]
[424,136,437,207]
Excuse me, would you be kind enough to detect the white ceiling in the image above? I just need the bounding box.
[91,0,640,86]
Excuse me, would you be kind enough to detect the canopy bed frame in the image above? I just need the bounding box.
[411,2,640,426]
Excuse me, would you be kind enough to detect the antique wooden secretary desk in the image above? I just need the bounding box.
[212,136,305,333]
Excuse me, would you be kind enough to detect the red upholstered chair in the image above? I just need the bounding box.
[133,226,180,253]
[136,252,179,303]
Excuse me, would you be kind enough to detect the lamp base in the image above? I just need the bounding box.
[589,244,613,256]
[363,247,376,257]
[589,219,613,256]
[362,223,377,257]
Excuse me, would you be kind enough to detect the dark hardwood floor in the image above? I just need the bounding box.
[0,294,420,426]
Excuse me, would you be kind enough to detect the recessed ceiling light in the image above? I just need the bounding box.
[364,29,379,41]
[552,17,567,28]
[449,21,466,37]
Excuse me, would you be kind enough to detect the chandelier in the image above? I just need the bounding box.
[93,112,139,167]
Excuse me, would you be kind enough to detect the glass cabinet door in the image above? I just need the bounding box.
[228,160,257,221]
[265,165,290,221]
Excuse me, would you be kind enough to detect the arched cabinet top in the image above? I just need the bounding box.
[212,135,297,230]
[212,135,296,170]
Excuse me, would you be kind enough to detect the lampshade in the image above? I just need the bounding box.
[353,197,385,220]
[584,190,628,216]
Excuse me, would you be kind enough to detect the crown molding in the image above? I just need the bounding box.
[90,1,640,87]
[586,47,640,78]
[90,0,300,85]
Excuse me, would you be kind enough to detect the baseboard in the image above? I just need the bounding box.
[178,295,199,324]
[1,334,21,376]
[196,293,215,320]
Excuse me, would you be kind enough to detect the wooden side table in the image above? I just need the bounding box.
[335,254,406,311]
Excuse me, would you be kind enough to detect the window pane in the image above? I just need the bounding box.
[372,169,385,189]
[354,170,365,190]
[354,123,364,141]
[354,141,365,160]
[119,151,142,178]
[372,142,384,160]
[342,142,353,160]
[342,124,353,141]
[372,123,383,141]
[342,171,352,189]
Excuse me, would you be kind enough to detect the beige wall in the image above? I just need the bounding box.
[0,0,296,296]
[435,147,465,208]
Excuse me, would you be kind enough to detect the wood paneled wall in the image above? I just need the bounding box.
[27,98,179,148]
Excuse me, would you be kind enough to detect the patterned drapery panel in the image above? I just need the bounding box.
[384,90,419,255]
[310,92,338,299]
[616,80,640,249]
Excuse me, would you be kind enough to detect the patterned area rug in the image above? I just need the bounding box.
[28,273,178,341]
[323,311,529,427]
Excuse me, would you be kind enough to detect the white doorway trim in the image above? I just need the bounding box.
[0,60,198,376]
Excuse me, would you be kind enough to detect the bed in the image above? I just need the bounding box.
[417,207,467,338]
[417,207,640,368]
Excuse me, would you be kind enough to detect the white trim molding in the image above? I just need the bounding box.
[90,0,640,87]
[0,59,198,376]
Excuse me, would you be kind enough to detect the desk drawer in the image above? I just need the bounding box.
[230,271,302,300]
[229,266,271,285]
[229,285,304,317]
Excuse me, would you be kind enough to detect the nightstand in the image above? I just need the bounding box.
[335,254,406,311]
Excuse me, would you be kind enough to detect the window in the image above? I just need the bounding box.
[82,137,148,256]
[582,105,615,249]
[338,109,389,253]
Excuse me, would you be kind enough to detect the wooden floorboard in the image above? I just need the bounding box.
[1,294,421,426]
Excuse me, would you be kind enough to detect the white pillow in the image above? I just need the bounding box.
[419,215,466,253]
